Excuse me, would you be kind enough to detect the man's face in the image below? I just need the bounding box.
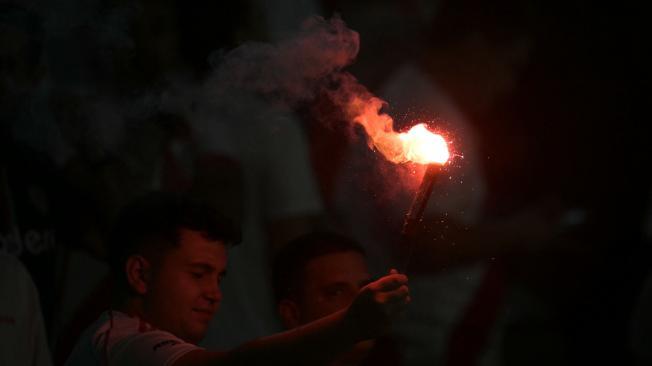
[143,229,227,344]
[296,250,371,323]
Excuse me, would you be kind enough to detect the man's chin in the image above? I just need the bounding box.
[181,324,209,345]
[183,330,206,345]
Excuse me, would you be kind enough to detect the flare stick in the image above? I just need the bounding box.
[401,164,442,271]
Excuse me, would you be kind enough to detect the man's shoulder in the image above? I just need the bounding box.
[67,310,201,366]
[88,311,174,351]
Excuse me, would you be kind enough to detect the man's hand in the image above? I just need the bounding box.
[344,269,410,341]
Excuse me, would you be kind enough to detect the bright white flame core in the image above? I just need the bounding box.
[398,124,450,165]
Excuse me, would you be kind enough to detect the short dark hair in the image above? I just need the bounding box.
[272,231,365,303]
[108,191,241,290]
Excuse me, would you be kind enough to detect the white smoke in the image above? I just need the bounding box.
[203,15,360,106]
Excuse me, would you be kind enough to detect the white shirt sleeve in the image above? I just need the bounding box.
[94,312,200,366]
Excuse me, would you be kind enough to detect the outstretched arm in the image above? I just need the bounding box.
[174,271,409,366]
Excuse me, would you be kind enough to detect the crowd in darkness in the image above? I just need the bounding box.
[1,0,651,365]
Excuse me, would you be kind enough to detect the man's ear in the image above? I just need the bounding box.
[278,299,301,329]
[125,255,151,295]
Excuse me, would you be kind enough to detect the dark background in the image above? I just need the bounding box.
[1,0,650,365]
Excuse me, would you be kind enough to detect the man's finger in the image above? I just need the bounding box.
[369,274,408,292]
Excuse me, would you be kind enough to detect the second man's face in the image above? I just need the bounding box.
[297,250,371,323]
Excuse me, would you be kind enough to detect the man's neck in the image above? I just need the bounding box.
[114,296,145,320]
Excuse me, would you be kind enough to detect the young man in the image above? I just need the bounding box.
[273,232,403,366]
[65,192,409,366]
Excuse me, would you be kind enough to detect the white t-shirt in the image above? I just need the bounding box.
[64,311,199,366]
[0,254,52,366]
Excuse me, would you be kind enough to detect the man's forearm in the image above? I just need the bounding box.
[228,308,357,365]
[175,309,358,366]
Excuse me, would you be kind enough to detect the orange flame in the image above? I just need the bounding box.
[351,96,450,165]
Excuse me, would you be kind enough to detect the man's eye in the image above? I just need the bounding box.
[191,272,204,279]
[325,288,345,297]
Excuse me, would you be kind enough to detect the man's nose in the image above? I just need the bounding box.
[204,282,222,306]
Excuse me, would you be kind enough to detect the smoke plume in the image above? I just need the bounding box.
[203,15,413,165]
